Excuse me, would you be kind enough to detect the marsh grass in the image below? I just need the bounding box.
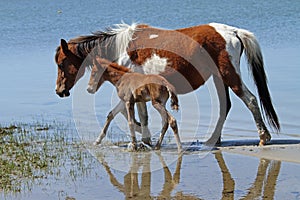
[0,120,97,197]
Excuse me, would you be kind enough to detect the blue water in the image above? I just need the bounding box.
[0,0,299,139]
[1,1,300,200]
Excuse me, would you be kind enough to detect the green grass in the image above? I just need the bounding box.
[0,121,97,195]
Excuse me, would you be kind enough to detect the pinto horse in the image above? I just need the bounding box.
[54,22,280,146]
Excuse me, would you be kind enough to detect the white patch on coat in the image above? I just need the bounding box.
[149,34,158,39]
[143,54,168,74]
[117,53,144,73]
[209,23,242,75]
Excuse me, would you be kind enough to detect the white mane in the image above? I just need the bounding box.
[110,22,137,58]
[111,22,168,75]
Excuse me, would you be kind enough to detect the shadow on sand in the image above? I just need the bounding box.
[218,139,300,147]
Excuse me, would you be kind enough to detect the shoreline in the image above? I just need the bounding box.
[218,142,300,164]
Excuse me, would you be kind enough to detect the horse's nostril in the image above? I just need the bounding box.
[63,89,70,97]
[56,89,70,97]
[57,92,64,97]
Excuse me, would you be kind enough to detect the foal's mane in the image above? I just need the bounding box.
[109,62,131,73]
[97,58,131,73]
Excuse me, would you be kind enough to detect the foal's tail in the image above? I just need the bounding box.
[237,29,280,131]
[166,84,179,111]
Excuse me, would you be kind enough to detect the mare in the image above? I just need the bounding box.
[90,56,182,152]
[54,22,280,146]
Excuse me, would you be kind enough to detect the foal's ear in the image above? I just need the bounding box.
[60,39,69,54]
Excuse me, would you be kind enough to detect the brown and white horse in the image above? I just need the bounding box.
[54,22,280,146]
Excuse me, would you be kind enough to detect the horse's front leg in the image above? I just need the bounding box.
[94,101,124,145]
[136,102,152,146]
[125,101,137,150]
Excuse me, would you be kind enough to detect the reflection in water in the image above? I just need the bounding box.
[0,122,285,199]
[214,151,281,200]
[99,153,153,199]
[98,152,201,199]
[240,158,281,200]
[214,152,235,199]
[99,151,282,200]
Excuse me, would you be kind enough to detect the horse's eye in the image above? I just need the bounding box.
[58,63,64,69]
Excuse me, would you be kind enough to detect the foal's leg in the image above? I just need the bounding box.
[167,112,182,153]
[94,101,124,145]
[136,102,152,146]
[153,101,182,153]
[125,101,137,150]
[234,83,271,145]
[120,106,142,133]
[152,101,169,150]
[94,100,142,145]
[206,76,231,146]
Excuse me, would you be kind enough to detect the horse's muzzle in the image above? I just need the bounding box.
[56,89,70,97]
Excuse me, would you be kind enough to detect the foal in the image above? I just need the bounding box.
[89,56,182,152]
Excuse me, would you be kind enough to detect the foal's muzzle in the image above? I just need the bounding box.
[87,86,96,94]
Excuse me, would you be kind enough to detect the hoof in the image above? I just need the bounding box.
[205,137,221,147]
[137,142,152,151]
[142,137,152,147]
[127,142,137,151]
[259,130,271,146]
[154,145,163,151]
[153,140,162,151]
[153,144,160,151]
[93,141,100,146]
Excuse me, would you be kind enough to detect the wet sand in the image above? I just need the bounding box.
[219,139,300,164]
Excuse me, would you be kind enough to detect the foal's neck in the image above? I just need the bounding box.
[104,64,127,86]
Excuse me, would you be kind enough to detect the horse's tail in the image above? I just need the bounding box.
[166,83,179,111]
[237,29,280,131]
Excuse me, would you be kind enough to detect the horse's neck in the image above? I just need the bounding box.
[77,37,119,61]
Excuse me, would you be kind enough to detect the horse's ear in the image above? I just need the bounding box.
[60,39,69,54]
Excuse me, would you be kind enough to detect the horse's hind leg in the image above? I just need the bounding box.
[233,83,271,145]
[206,76,231,146]
[136,102,152,146]
[94,101,124,145]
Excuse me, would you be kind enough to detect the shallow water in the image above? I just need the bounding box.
[1,124,300,200]
[0,0,300,199]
